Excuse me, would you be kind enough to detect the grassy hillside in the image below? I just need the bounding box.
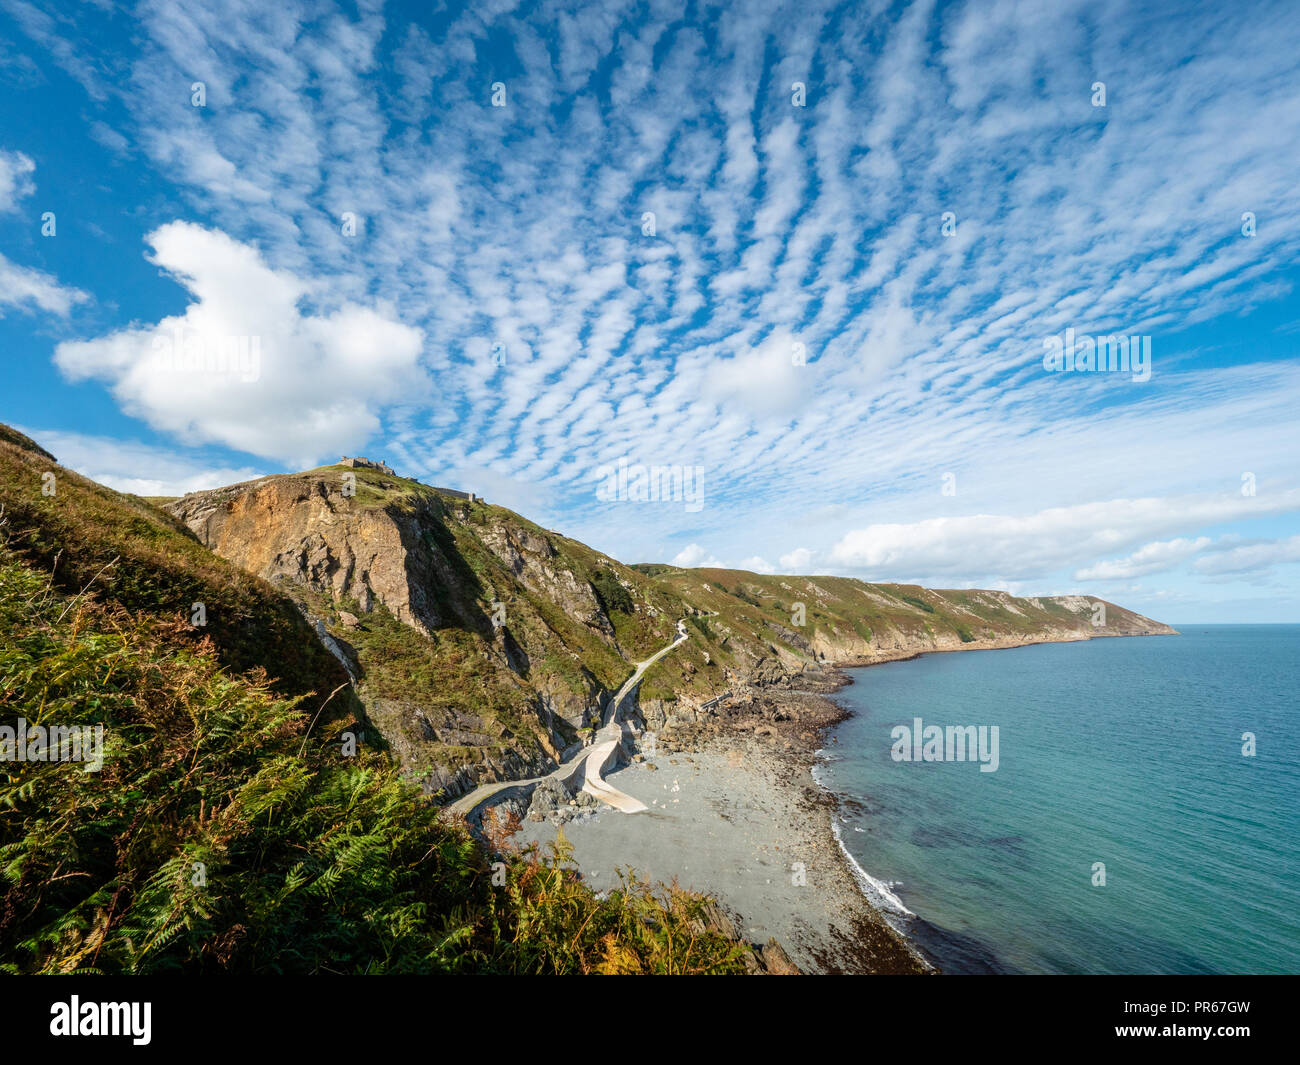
[0,426,749,974]
[162,464,699,795]
[152,453,1171,794]
[633,566,1173,703]
[0,422,1174,974]
[0,426,351,717]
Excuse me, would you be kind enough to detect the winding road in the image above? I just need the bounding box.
[447,619,690,821]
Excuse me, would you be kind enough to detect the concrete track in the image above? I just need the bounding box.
[446,621,688,820]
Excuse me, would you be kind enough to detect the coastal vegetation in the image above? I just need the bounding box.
[0,426,746,974]
[0,423,1171,974]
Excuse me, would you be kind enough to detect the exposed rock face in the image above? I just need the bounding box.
[164,468,684,797]
[801,610,1173,665]
[693,900,802,974]
[313,619,359,681]
[476,523,615,639]
[164,468,1177,802]
[522,776,599,824]
[760,938,800,975]
[167,475,446,634]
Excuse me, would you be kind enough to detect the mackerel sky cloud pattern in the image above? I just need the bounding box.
[1,0,1299,621]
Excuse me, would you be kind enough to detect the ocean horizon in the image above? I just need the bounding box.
[820,625,1300,975]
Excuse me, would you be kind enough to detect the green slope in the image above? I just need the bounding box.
[0,425,748,974]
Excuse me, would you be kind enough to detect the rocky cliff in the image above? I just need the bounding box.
[165,465,691,798]
[162,464,1176,800]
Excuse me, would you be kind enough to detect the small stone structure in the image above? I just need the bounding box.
[338,456,483,503]
[339,456,395,475]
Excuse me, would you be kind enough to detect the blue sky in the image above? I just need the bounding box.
[2,0,1299,623]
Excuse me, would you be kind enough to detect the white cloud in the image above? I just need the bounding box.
[0,147,86,316]
[1074,537,1212,581]
[673,543,725,568]
[53,222,426,467]
[0,253,87,317]
[779,547,815,572]
[17,426,264,497]
[0,149,35,211]
[1194,535,1300,577]
[830,492,1300,582]
[701,329,814,421]
[737,555,776,574]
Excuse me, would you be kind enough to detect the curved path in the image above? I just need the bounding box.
[447,620,689,820]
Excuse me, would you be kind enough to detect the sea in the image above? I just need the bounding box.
[816,625,1300,975]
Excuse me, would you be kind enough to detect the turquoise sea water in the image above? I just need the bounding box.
[820,626,1300,975]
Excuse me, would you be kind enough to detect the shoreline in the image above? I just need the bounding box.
[512,661,936,973]
[513,722,932,973]
[509,630,1177,973]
